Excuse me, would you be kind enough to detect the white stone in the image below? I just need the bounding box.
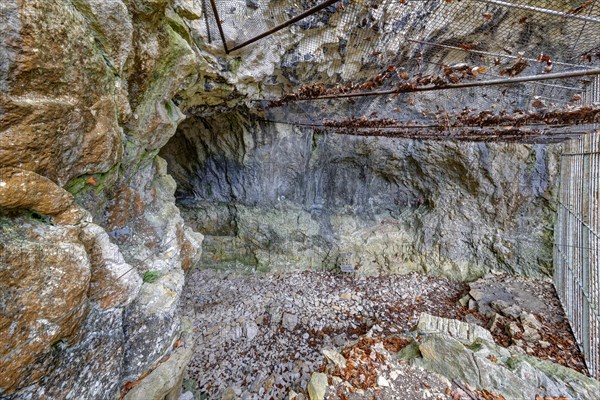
[179,391,194,400]
[377,376,390,387]
[322,349,346,368]
[307,372,328,400]
[520,312,543,330]
[416,313,494,344]
[340,292,353,300]
[245,321,259,341]
[282,312,298,331]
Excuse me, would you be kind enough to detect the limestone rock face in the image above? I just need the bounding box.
[0,217,91,393]
[0,167,83,225]
[0,0,575,398]
[0,0,203,397]
[11,308,127,400]
[162,112,558,279]
[402,314,600,400]
[122,318,195,400]
[79,222,143,309]
[0,211,149,399]
[0,161,201,398]
[123,270,184,380]
[0,0,125,186]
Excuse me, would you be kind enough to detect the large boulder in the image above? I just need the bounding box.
[401,314,600,400]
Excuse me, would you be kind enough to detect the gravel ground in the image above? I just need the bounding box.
[181,269,587,400]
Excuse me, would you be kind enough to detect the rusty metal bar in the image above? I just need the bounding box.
[290,68,600,101]
[202,0,213,43]
[209,0,229,53]
[562,151,600,157]
[316,127,586,143]
[223,0,342,53]
[257,117,596,132]
[417,56,586,97]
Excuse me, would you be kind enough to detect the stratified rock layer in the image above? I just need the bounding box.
[162,112,558,280]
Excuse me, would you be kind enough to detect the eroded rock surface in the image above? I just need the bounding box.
[162,112,558,280]
[403,314,600,400]
[1,0,203,397]
[0,217,91,393]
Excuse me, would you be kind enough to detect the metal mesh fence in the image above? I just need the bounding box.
[202,0,600,142]
[554,131,600,379]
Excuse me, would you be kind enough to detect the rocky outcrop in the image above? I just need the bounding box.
[0,167,85,225]
[0,216,92,393]
[401,314,600,400]
[122,318,195,400]
[162,111,558,280]
[0,205,148,398]
[1,0,202,398]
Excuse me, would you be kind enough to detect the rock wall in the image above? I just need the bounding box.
[0,0,203,398]
[0,0,568,397]
[161,111,559,280]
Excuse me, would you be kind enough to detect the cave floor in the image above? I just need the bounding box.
[181,269,587,400]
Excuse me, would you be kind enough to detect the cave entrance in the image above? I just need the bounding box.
[160,113,599,398]
[161,0,600,396]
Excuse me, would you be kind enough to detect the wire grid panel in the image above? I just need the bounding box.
[205,0,600,139]
[554,131,600,378]
[203,0,335,48]
[206,0,600,71]
[256,0,600,87]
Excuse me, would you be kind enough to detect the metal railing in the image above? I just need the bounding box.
[554,131,600,378]
[206,0,341,54]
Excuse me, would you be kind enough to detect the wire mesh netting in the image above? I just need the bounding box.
[202,0,600,142]
[554,132,600,378]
